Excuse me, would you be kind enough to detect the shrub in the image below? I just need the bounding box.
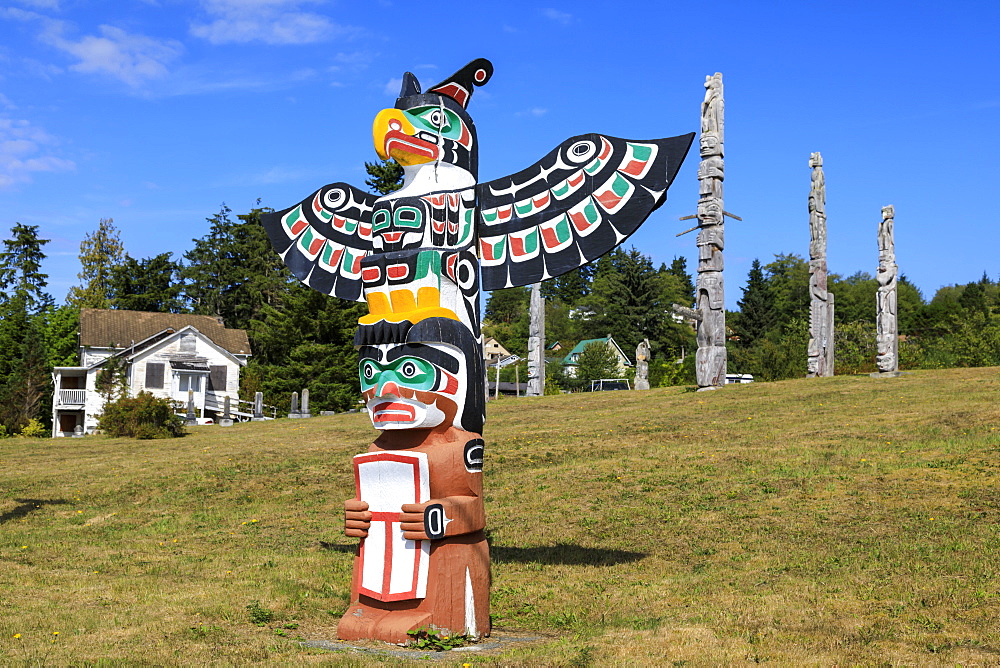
[18,418,47,438]
[98,392,185,439]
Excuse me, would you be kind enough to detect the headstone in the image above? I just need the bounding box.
[72,424,85,438]
[219,395,234,427]
[258,57,693,644]
[695,73,727,390]
[288,391,301,419]
[252,391,265,421]
[185,389,198,426]
[807,152,835,377]
[301,388,311,418]
[873,205,900,376]
[526,283,545,396]
[634,338,651,390]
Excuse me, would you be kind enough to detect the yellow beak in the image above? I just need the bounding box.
[372,108,438,166]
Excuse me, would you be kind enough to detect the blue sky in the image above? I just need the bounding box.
[2,0,998,309]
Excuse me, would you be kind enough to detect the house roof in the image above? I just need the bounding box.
[561,337,632,366]
[79,309,251,356]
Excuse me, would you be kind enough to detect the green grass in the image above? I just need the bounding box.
[2,367,999,665]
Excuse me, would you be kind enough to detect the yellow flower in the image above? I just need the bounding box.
[52,632,59,636]
[13,634,21,639]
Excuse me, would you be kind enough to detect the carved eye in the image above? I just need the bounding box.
[428,110,445,127]
[362,362,377,380]
[400,361,418,378]
[323,187,347,209]
[566,140,597,163]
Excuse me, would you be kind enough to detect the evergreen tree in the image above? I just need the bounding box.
[540,264,595,305]
[364,158,404,195]
[66,218,124,309]
[580,247,665,352]
[958,281,990,318]
[734,258,774,346]
[182,205,292,329]
[664,256,695,306]
[246,282,366,412]
[110,253,185,312]
[482,286,530,354]
[0,223,53,431]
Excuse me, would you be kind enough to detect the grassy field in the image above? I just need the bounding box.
[2,367,999,666]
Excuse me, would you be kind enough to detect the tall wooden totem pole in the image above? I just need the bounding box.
[261,58,693,643]
[807,152,834,377]
[875,205,899,374]
[695,73,727,389]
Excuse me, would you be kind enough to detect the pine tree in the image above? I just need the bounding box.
[182,205,291,329]
[364,158,404,195]
[735,259,775,346]
[580,247,665,352]
[66,218,124,309]
[664,256,695,306]
[0,223,53,431]
[246,282,366,411]
[110,253,185,312]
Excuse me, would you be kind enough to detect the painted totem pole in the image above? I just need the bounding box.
[807,152,834,377]
[875,205,899,374]
[695,73,727,389]
[261,58,693,644]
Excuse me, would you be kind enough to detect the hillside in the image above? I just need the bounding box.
[2,368,999,665]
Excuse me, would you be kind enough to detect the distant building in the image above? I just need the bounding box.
[483,337,511,364]
[561,337,633,378]
[51,309,251,437]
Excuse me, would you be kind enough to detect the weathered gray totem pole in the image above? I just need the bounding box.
[526,283,545,396]
[695,73,727,389]
[807,152,834,377]
[634,338,651,390]
[875,205,899,375]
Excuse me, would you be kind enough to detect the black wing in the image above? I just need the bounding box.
[476,132,694,290]
[260,183,378,302]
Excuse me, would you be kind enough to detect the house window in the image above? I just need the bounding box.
[208,366,227,392]
[178,374,201,393]
[145,362,165,389]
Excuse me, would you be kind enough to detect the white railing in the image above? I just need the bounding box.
[58,389,87,405]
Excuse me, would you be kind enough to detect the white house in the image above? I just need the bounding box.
[51,309,251,437]
[561,336,633,378]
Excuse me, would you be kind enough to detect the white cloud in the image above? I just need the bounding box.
[515,107,548,118]
[191,0,346,45]
[383,77,402,96]
[541,8,572,25]
[41,25,183,86]
[3,8,182,87]
[10,0,59,9]
[0,117,75,189]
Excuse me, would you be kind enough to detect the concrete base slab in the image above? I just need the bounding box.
[218,419,234,427]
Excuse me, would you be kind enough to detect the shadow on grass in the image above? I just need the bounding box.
[491,543,645,566]
[320,540,645,566]
[0,498,70,525]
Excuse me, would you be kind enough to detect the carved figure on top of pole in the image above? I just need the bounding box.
[875,205,899,375]
[526,283,544,397]
[260,58,693,644]
[695,73,727,389]
[807,152,834,377]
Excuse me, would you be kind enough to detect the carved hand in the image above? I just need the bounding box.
[344,498,371,538]
[400,501,449,541]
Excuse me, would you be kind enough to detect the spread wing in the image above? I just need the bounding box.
[261,183,378,302]
[476,132,695,290]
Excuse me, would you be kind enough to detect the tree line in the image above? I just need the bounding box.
[2,158,999,433]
